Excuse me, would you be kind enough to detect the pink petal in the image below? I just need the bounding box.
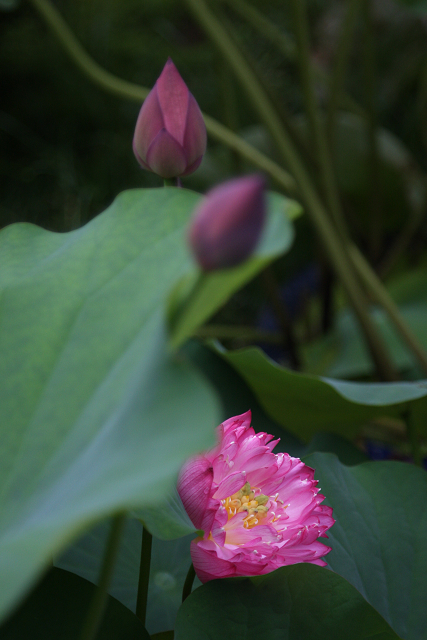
[183,93,207,164]
[145,129,187,178]
[177,455,214,530]
[191,539,235,582]
[156,58,189,146]
[133,87,164,162]
[213,471,246,500]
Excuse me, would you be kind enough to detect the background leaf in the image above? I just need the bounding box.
[0,567,150,640]
[175,564,400,640]
[217,343,427,440]
[305,453,427,640]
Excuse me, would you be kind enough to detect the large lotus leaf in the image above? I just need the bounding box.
[0,567,149,640]
[175,564,399,640]
[0,186,295,622]
[0,188,222,622]
[305,452,427,640]
[216,343,427,440]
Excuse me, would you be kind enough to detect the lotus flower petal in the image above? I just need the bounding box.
[177,411,335,582]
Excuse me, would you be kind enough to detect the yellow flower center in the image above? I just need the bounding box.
[222,482,269,529]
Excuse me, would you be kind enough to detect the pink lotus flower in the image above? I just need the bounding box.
[178,411,334,583]
[133,58,207,179]
[188,175,266,271]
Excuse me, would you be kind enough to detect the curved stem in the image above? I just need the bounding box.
[182,563,196,602]
[136,527,152,626]
[79,513,127,640]
[349,245,427,374]
[28,0,149,103]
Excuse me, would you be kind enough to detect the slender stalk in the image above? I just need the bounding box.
[185,0,397,380]
[327,0,362,141]
[363,0,382,263]
[163,178,180,187]
[28,0,149,103]
[79,513,127,640]
[135,527,153,626]
[289,0,343,237]
[182,563,196,602]
[222,0,364,117]
[403,408,423,467]
[349,245,427,374]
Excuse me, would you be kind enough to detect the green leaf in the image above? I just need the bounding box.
[217,343,427,440]
[305,453,427,640]
[0,188,223,622]
[0,567,150,640]
[170,192,299,347]
[175,564,400,640]
[55,517,196,636]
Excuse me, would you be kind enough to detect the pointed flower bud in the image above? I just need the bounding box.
[188,175,266,271]
[133,58,207,179]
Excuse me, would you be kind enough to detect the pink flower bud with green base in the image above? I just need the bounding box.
[133,58,207,179]
[178,411,335,583]
[188,175,266,271]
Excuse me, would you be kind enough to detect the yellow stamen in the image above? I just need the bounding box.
[223,485,270,529]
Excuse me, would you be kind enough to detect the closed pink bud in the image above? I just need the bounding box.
[133,58,207,179]
[188,175,266,271]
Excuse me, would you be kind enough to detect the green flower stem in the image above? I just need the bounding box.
[135,527,152,626]
[163,178,180,187]
[327,0,362,141]
[27,0,427,376]
[27,0,148,103]
[79,513,127,640]
[403,409,423,467]
[289,0,342,236]
[182,563,196,602]
[184,0,397,381]
[363,0,382,262]
[222,0,364,117]
[349,245,427,374]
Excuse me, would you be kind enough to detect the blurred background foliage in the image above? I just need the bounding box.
[2,0,427,454]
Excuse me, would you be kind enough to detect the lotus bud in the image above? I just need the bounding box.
[133,58,207,179]
[188,175,266,271]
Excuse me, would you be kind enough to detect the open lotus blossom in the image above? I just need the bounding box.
[133,58,207,179]
[177,411,335,583]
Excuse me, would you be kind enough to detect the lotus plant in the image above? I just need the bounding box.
[133,58,207,179]
[178,411,335,583]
